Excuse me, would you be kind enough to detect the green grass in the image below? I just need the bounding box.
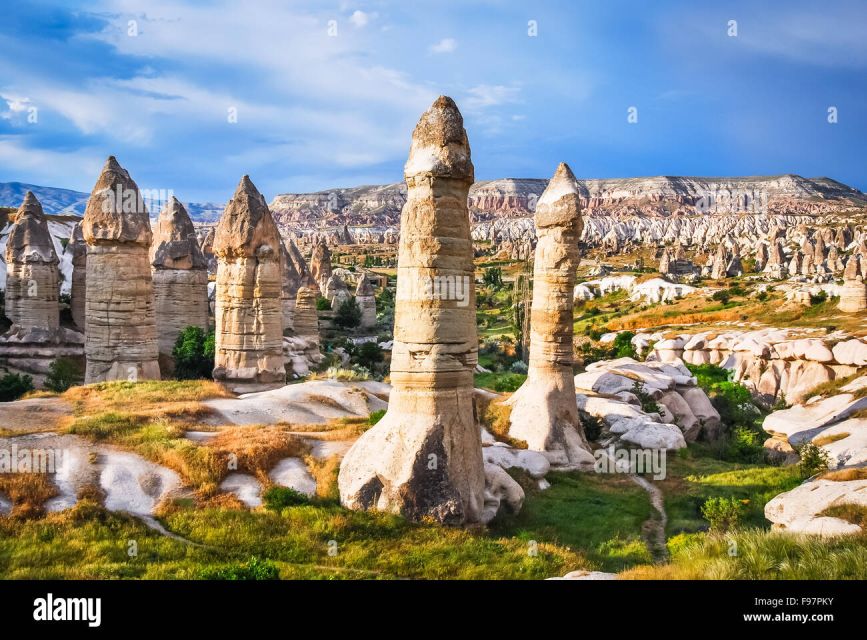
[0,499,589,580]
[491,471,653,572]
[474,372,526,392]
[660,451,802,535]
[623,528,867,579]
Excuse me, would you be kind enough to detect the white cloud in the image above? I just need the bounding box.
[1,95,34,122]
[429,38,457,54]
[0,137,103,189]
[463,84,522,111]
[349,10,371,28]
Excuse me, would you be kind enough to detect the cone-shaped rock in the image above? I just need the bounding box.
[69,222,87,330]
[339,96,487,524]
[82,157,160,382]
[150,196,209,358]
[325,274,351,309]
[310,240,332,293]
[212,176,284,389]
[286,237,317,289]
[505,164,594,468]
[4,192,60,329]
[355,275,377,329]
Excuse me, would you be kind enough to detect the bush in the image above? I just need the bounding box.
[355,341,383,371]
[631,381,660,414]
[700,496,745,533]
[368,409,386,425]
[797,443,830,478]
[612,331,637,359]
[316,296,331,311]
[809,291,828,306]
[334,297,361,329]
[44,358,83,392]
[727,426,765,463]
[172,326,215,380]
[198,556,279,580]
[687,363,758,428]
[578,410,602,441]
[711,290,731,304]
[509,360,528,374]
[263,486,309,511]
[0,373,34,402]
[493,373,526,393]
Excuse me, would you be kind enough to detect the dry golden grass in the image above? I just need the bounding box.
[305,453,341,500]
[206,424,310,488]
[0,473,58,518]
[63,380,232,415]
[481,399,527,449]
[820,467,867,482]
[813,432,850,447]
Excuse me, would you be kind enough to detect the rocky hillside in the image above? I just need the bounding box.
[270,175,867,230]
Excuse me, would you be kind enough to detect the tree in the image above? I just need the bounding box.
[483,266,504,289]
[0,373,34,402]
[334,297,362,329]
[172,326,216,379]
[44,358,83,392]
[355,341,383,370]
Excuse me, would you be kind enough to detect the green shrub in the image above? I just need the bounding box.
[263,486,309,511]
[316,296,331,311]
[334,297,361,329]
[727,426,765,463]
[578,410,603,441]
[354,341,383,370]
[809,291,828,305]
[687,363,758,428]
[0,372,34,402]
[368,409,386,425]
[612,331,637,359]
[711,290,731,304]
[493,373,526,393]
[797,442,830,478]
[631,381,660,414]
[700,496,745,533]
[44,358,83,393]
[198,556,279,580]
[172,326,215,380]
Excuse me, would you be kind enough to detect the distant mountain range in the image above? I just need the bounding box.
[2,175,865,229]
[0,182,223,223]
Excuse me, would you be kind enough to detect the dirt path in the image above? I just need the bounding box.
[629,474,669,564]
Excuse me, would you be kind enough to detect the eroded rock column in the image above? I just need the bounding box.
[506,164,594,468]
[338,96,487,524]
[150,196,209,359]
[69,222,87,330]
[4,192,60,329]
[212,176,284,390]
[355,275,377,329]
[82,157,160,383]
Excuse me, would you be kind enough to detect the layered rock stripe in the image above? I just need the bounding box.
[4,192,59,330]
[82,157,160,383]
[212,175,285,387]
[507,163,593,468]
[338,96,491,525]
[150,196,209,358]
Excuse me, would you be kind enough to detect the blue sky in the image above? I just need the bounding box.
[1,0,865,203]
